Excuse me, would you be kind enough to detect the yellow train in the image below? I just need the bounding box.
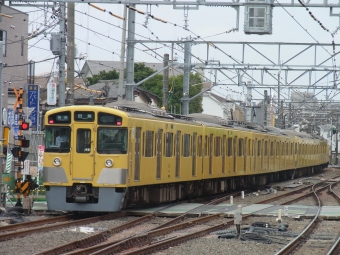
[42,103,329,212]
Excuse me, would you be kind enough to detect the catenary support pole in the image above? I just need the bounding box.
[66,2,75,105]
[162,53,169,110]
[125,5,136,101]
[58,2,66,106]
[182,37,191,115]
[118,5,127,101]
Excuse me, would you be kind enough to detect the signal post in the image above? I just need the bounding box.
[11,88,37,212]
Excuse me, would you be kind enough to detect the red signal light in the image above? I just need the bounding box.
[21,122,29,130]
[116,121,122,126]
[48,119,54,124]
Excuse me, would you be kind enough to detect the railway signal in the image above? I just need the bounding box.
[20,121,29,131]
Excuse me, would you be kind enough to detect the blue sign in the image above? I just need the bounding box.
[27,84,40,131]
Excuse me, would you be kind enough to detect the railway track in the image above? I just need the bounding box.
[36,176,340,255]
[0,212,127,242]
[2,171,340,254]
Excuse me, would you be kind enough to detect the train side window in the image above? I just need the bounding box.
[215,136,221,157]
[282,143,285,156]
[257,140,261,157]
[145,131,154,157]
[270,141,274,156]
[165,132,173,157]
[76,129,91,153]
[264,141,268,156]
[227,138,232,156]
[183,134,191,157]
[204,136,208,157]
[198,135,202,157]
[238,138,243,156]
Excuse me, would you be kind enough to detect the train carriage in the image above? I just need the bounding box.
[43,103,329,212]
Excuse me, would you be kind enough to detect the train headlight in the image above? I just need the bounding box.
[105,159,113,167]
[53,157,61,166]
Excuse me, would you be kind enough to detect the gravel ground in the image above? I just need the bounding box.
[153,216,310,255]
[0,168,339,255]
[0,217,138,255]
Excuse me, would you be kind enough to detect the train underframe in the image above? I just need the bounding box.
[125,164,328,207]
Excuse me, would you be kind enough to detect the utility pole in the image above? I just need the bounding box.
[0,42,4,208]
[125,5,136,101]
[182,37,191,115]
[336,120,339,165]
[66,2,75,105]
[58,3,66,106]
[118,5,127,102]
[277,70,281,129]
[162,53,169,110]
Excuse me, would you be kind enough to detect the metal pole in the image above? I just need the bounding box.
[182,37,191,115]
[118,5,127,101]
[336,121,339,165]
[58,2,66,106]
[162,53,169,110]
[125,5,136,101]
[264,90,267,126]
[66,2,75,105]
[0,41,4,208]
[277,71,281,128]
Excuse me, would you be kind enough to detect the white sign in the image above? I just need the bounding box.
[22,160,30,175]
[47,82,57,105]
[38,145,44,171]
[2,108,7,125]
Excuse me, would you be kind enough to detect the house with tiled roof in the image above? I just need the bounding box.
[80,60,182,78]
[202,90,245,121]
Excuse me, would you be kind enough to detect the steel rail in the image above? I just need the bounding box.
[0,212,127,242]
[274,183,323,255]
[0,214,73,232]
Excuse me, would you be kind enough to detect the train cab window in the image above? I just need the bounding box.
[144,131,154,157]
[44,126,70,152]
[165,132,173,157]
[97,128,128,154]
[76,129,91,153]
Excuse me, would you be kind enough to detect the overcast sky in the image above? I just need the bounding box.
[9,0,340,103]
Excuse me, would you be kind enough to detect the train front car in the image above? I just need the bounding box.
[43,106,129,212]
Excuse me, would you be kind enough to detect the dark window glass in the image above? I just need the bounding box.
[44,126,70,152]
[74,111,94,121]
[97,128,128,154]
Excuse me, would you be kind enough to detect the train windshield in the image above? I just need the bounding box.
[44,126,71,152]
[97,128,128,154]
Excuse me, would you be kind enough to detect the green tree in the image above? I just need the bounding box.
[166,73,203,114]
[86,70,119,85]
[87,63,203,114]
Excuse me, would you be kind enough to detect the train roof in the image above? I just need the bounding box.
[94,102,324,141]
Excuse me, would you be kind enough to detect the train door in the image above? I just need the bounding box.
[72,125,94,180]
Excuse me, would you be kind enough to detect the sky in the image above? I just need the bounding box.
[7,0,340,104]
